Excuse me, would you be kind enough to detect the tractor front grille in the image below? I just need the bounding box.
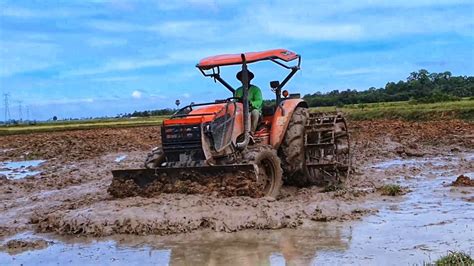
[162,124,205,163]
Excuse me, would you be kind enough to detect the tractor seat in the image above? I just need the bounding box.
[261,105,276,116]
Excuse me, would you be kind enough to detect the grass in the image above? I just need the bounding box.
[311,98,474,121]
[434,251,473,265]
[0,116,166,136]
[1,99,472,136]
[379,184,404,196]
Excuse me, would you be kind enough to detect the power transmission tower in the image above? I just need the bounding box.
[18,101,23,122]
[3,93,10,123]
[26,106,30,121]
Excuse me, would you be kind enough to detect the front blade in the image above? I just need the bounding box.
[109,164,260,198]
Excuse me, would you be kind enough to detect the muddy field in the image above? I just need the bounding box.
[0,119,473,263]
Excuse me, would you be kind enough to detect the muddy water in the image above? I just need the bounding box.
[0,160,45,179]
[0,154,473,265]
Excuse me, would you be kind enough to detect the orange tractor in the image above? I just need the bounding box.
[109,49,350,198]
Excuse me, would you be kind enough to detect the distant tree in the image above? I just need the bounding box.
[52,116,57,121]
[302,70,473,107]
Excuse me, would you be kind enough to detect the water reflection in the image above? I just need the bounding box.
[0,224,350,265]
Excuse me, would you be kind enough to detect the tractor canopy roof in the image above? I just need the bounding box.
[197,49,299,70]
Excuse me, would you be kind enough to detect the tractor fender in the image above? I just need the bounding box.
[270,99,308,149]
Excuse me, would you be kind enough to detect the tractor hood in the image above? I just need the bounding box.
[163,103,238,126]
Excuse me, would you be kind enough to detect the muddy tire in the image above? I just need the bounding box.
[144,147,165,169]
[280,107,310,186]
[245,146,283,198]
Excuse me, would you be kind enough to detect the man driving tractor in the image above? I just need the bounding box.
[234,70,263,133]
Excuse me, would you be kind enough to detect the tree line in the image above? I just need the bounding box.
[122,69,473,117]
[120,108,176,118]
[303,69,473,107]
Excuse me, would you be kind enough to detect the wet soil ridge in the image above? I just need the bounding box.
[33,188,373,236]
[451,174,474,187]
[0,238,51,255]
[0,120,473,237]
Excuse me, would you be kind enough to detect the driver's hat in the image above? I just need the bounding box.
[236,70,254,81]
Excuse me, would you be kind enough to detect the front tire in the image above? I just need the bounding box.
[144,147,165,168]
[245,146,283,198]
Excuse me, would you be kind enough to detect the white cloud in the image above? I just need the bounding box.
[86,20,142,32]
[61,57,171,77]
[264,22,364,41]
[0,6,100,19]
[86,37,128,47]
[132,90,142,99]
[0,41,58,77]
[91,75,140,82]
[182,93,191,98]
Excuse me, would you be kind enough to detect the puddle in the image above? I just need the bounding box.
[114,155,127,163]
[372,157,447,170]
[0,154,472,265]
[0,160,45,180]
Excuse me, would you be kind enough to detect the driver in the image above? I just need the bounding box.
[234,70,263,133]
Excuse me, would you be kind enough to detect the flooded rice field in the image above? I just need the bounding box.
[0,120,473,265]
[1,153,472,265]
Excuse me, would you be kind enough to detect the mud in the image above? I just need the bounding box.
[0,154,472,264]
[0,120,473,240]
[108,170,265,198]
[0,238,51,255]
[452,174,474,186]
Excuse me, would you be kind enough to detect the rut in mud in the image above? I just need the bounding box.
[0,120,472,238]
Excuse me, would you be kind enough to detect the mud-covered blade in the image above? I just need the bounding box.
[109,164,261,198]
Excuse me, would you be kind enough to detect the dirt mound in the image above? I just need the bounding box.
[451,175,474,187]
[33,187,373,236]
[0,238,51,254]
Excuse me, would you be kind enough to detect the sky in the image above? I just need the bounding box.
[0,0,473,121]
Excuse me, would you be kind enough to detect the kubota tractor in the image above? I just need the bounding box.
[109,49,350,198]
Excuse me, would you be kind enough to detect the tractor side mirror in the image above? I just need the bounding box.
[270,81,280,89]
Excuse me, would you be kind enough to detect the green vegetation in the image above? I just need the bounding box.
[312,98,474,121]
[122,108,176,117]
[434,251,473,265]
[379,184,404,196]
[1,69,473,136]
[0,116,166,136]
[304,70,473,107]
[1,99,472,136]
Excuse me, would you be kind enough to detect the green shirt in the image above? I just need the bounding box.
[234,85,263,112]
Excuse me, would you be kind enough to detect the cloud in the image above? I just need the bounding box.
[155,0,227,11]
[91,75,140,82]
[263,22,364,41]
[1,5,101,19]
[61,58,172,77]
[86,37,128,47]
[131,90,142,99]
[0,41,58,77]
[86,20,142,32]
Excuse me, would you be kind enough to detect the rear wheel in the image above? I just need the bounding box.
[280,107,310,186]
[245,146,283,198]
[280,108,351,187]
